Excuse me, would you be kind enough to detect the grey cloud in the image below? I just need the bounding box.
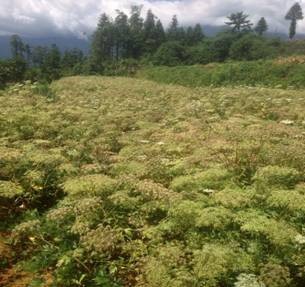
[0,0,303,37]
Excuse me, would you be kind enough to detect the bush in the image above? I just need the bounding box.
[254,165,301,190]
[170,168,232,192]
[188,40,215,64]
[153,41,188,66]
[62,174,117,198]
[0,58,27,88]
[230,35,274,61]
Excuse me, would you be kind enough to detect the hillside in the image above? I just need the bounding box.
[138,56,305,89]
[1,76,305,286]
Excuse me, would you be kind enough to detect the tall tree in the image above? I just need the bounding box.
[285,2,303,39]
[225,12,253,32]
[193,24,204,43]
[62,48,84,69]
[114,10,130,59]
[10,35,25,59]
[186,24,204,45]
[167,15,180,41]
[254,17,268,36]
[42,44,62,81]
[155,19,166,47]
[143,9,157,53]
[91,13,115,67]
[32,46,48,67]
[24,44,32,64]
[129,5,144,58]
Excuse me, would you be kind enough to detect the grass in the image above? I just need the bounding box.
[138,58,305,89]
[1,76,305,286]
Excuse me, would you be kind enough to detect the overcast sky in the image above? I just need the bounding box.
[0,0,303,37]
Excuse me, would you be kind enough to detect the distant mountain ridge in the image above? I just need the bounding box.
[0,35,90,59]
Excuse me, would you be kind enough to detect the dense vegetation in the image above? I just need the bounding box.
[139,56,305,89]
[1,2,305,287]
[0,2,304,88]
[1,76,305,286]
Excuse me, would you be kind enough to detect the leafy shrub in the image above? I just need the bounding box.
[12,219,41,246]
[0,58,26,88]
[259,262,292,287]
[33,83,57,101]
[0,180,23,199]
[153,41,188,66]
[254,165,301,190]
[213,188,255,209]
[237,210,298,247]
[234,274,265,287]
[63,174,117,198]
[266,189,305,214]
[81,225,124,258]
[230,35,274,61]
[195,206,235,230]
[170,168,232,192]
[192,244,237,287]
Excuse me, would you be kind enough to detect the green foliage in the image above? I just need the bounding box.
[0,58,27,88]
[234,274,265,287]
[170,168,232,192]
[285,2,304,39]
[63,174,117,198]
[230,35,274,61]
[254,165,301,190]
[225,12,253,32]
[255,17,268,36]
[153,41,188,66]
[1,76,305,287]
[259,262,292,287]
[139,60,305,89]
[0,180,23,199]
[33,82,57,100]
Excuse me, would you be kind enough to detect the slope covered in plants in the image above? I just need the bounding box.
[1,77,305,286]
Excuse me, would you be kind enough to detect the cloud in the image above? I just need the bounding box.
[0,0,303,37]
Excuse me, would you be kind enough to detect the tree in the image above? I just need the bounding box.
[167,15,186,42]
[24,44,32,65]
[155,19,166,47]
[114,10,130,59]
[129,5,144,58]
[193,24,204,43]
[254,17,268,36]
[186,24,204,45]
[91,13,115,70]
[10,35,25,59]
[41,44,62,81]
[210,32,240,62]
[143,9,158,53]
[285,2,303,40]
[229,34,272,60]
[62,48,84,70]
[225,12,253,32]
[32,46,48,67]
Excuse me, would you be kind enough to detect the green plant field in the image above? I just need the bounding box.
[1,76,305,286]
[138,59,305,89]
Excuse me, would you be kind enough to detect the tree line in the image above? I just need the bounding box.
[0,2,304,87]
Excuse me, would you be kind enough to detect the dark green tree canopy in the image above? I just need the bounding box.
[254,17,268,35]
[285,2,304,39]
[286,2,304,20]
[10,35,25,59]
[225,12,253,32]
